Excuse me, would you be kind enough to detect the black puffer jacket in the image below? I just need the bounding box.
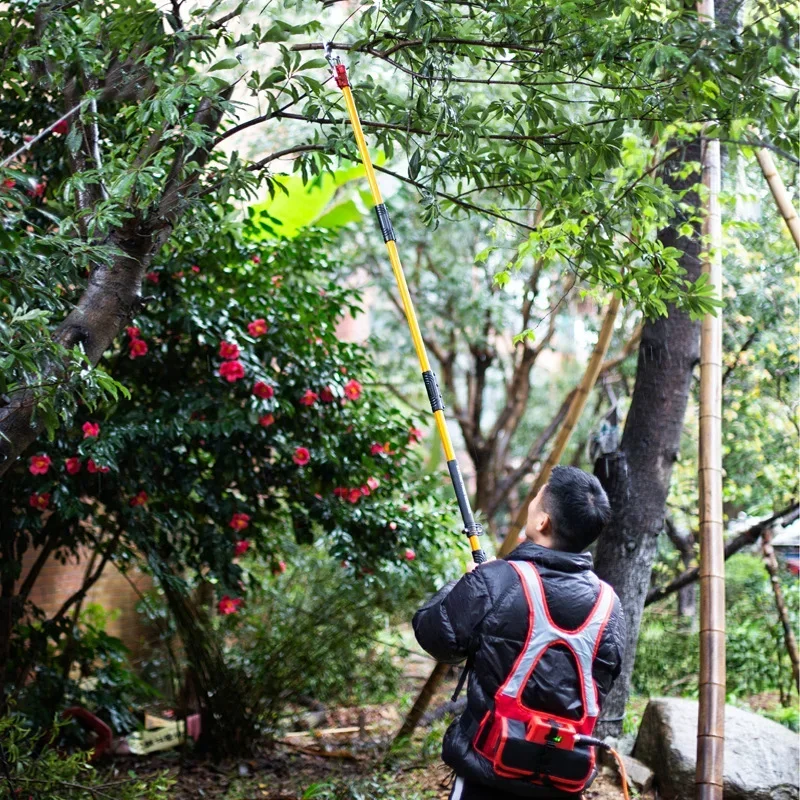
[413,542,626,798]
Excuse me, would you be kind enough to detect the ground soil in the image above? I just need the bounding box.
[123,649,650,800]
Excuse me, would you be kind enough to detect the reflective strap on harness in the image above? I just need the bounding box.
[502,561,614,722]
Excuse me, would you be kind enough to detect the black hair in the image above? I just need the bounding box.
[541,466,611,553]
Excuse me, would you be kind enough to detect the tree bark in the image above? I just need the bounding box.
[665,518,697,620]
[393,661,451,743]
[593,140,704,737]
[761,529,800,693]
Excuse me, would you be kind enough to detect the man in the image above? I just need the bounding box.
[413,466,626,799]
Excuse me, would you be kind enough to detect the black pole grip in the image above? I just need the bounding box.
[471,548,487,564]
[375,204,396,243]
[423,370,444,413]
[447,459,474,530]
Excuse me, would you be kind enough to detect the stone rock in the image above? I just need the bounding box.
[633,697,799,800]
[600,748,654,793]
[620,753,654,793]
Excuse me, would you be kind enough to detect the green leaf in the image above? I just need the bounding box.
[512,329,536,345]
[209,58,240,71]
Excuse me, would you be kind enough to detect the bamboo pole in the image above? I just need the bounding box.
[761,529,800,693]
[695,20,726,791]
[497,295,621,558]
[755,148,800,249]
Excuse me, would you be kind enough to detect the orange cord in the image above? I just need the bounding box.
[607,746,630,800]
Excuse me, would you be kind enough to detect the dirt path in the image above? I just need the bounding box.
[139,648,643,799]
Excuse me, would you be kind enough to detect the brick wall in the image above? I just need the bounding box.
[19,545,155,661]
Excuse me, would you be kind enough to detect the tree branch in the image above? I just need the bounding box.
[645,503,799,605]
[52,530,122,623]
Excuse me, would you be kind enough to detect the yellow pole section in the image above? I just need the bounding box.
[340,85,457,465]
[332,59,484,563]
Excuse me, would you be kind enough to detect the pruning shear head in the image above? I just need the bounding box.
[324,41,339,68]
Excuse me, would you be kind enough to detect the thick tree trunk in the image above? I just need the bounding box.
[0,96,227,480]
[0,218,155,477]
[593,140,703,737]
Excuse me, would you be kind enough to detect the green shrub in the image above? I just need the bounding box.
[16,603,159,740]
[633,553,798,714]
[216,541,460,729]
[0,713,172,799]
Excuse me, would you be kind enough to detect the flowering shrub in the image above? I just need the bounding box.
[1,225,458,732]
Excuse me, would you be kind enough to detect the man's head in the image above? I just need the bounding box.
[525,466,611,553]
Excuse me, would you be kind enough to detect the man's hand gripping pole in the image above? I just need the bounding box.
[326,45,486,564]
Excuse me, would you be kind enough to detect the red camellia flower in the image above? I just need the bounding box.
[409,427,424,444]
[370,443,384,455]
[173,270,184,279]
[127,326,141,339]
[389,522,397,531]
[251,255,261,264]
[29,454,52,475]
[87,459,110,474]
[258,413,275,427]
[29,492,50,511]
[404,548,416,561]
[348,488,362,504]
[219,341,240,360]
[191,265,201,273]
[65,457,81,475]
[367,476,380,491]
[129,338,148,359]
[82,422,100,438]
[229,512,251,532]
[360,484,371,497]
[253,381,274,400]
[343,379,362,401]
[28,181,45,199]
[247,319,268,337]
[218,595,243,615]
[320,386,335,403]
[333,487,346,498]
[145,271,160,284]
[2,178,14,190]
[219,360,245,382]
[299,389,318,407]
[234,540,250,557]
[129,491,148,508]
[272,561,286,575]
[293,447,310,466]
[53,119,69,135]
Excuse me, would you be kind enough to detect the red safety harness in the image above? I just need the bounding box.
[473,561,614,792]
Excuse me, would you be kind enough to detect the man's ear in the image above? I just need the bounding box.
[536,512,551,534]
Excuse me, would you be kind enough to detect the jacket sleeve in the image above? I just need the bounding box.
[593,593,627,705]
[412,569,495,664]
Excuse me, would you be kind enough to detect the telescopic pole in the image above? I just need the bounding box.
[325,47,486,564]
